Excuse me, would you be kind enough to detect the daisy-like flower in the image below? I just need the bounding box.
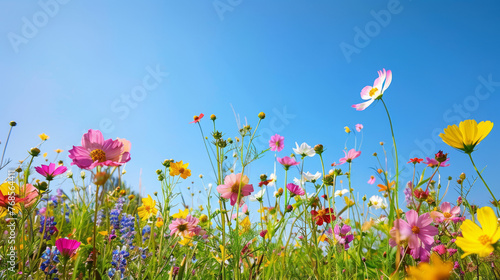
[292,142,315,157]
[269,134,284,152]
[338,149,361,165]
[277,156,300,170]
[367,175,376,185]
[455,206,500,258]
[249,189,266,202]
[352,68,392,111]
[55,238,81,258]
[431,202,460,224]
[172,208,189,219]
[406,253,453,280]
[355,124,363,132]
[189,113,204,124]
[216,173,254,206]
[344,126,351,133]
[369,195,387,209]
[377,181,395,192]
[169,215,200,237]
[439,119,493,154]
[423,157,450,168]
[334,189,348,197]
[302,171,321,182]
[311,208,335,226]
[137,195,158,221]
[68,129,131,170]
[35,163,67,181]
[39,133,49,141]
[389,210,438,257]
[408,157,423,164]
[169,161,191,179]
[286,183,305,197]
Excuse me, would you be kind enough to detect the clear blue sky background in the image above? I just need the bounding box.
[1,1,499,212]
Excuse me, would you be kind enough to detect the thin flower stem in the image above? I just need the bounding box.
[0,125,14,168]
[469,153,498,205]
[381,99,399,212]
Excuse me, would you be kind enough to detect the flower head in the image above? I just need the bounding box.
[269,134,284,152]
[377,181,395,192]
[137,195,158,221]
[277,156,300,170]
[352,68,392,111]
[334,224,354,250]
[286,183,305,197]
[369,195,387,209]
[334,189,348,197]
[338,149,361,165]
[440,120,493,154]
[169,215,200,237]
[55,238,81,258]
[367,175,376,185]
[39,133,49,141]
[35,163,67,181]
[189,113,204,124]
[310,208,335,226]
[455,206,500,258]
[431,202,460,224]
[406,253,453,280]
[68,129,131,170]
[169,161,191,179]
[355,124,363,132]
[408,158,423,164]
[292,142,315,157]
[423,157,450,168]
[216,173,254,206]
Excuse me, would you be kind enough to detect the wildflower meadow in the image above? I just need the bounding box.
[0,68,498,280]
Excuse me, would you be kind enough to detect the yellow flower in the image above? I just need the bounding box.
[39,133,49,141]
[239,216,251,234]
[169,161,192,179]
[178,236,193,247]
[156,217,164,227]
[406,253,453,280]
[344,196,354,207]
[54,149,63,153]
[43,152,47,158]
[440,119,493,154]
[172,208,189,219]
[455,206,500,258]
[137,195,158,221]
[98,231,108,236]
[213,245,231,264]
[344,126,351,133]
[87,237,92,244]
[199,214,208,223]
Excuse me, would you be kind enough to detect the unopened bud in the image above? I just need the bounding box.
[29,147,40,157]
[9,121,17,127]
[258,112,266,119]
[314,144,324,155]
[210,114,216,121]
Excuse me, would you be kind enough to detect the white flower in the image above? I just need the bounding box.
[334,189,349,197]
[80,171,86,179]
[66,171,73,178]
[369,195,387,209]
[268,173,277,187]
[302,171,321,182]
[376,216,388,224]
[293,177,305,186]
[249,189,266,202]
[293,142,316,157]
[299,192,315,201]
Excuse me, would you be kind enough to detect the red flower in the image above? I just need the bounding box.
[407,158,423,164]
[259,180,271,187]
[310,208,335,226]
[189,113,204,124]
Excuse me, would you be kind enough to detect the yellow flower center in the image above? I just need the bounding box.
[369,87,379,97]
[90,149,106,162]
[479,234,492,245]
[373,201,378,205]
[443,212,452,218]
[318,209,326,216]
[411,226,420,234]
[177,223,187,232]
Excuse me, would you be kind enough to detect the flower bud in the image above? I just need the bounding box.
[210,114,216,121]
[15,167,22,173]
[373,152,377,156]
[9,121,17,127]
[286,205,293,213]
[29,147,40,157]
[260,174,268,181]
[314,144,324,155]
[459,173,466,180]
[154,192,158,196]
[200,214,208,223]
[258,112,266,119]
[94,172,110,186]
[80,171,86,179]
[129,194,135,200]
[156,169,162,175]
[434,150,448,163]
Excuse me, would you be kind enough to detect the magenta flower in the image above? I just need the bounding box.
[277,156,300,170]
[389,210,438,260]
[216,173,254,206]
[367,175,376,185]
[423,157,450,167]
[352,68,392,111]
[169,215,201,237]
[55,238,81,258]
[355,124,363,132]
[286,183,305,197]
[35,163,67,181]
[334,224,354,250]
[68,129,131,170]
[338,149,361,165]
[431,202,460,223]
[269,134,284,152]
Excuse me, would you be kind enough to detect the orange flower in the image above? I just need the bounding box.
[377,181,395,192]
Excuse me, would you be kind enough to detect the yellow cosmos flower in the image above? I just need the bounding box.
[137,195,158,221]
[440,119,493,154]
[178,236,193,247]
[172,208,189,219]
[344,126,351,133]
[213,245,232,264]
[39,133,49,141]
[406,253,453,280]
[455,206,500,258]
[239,216,251,235]
[156,217,164,227]
[169,161,192,179]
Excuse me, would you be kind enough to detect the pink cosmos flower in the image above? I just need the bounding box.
[367,175,376,185]
[286,183,305,197]
[55,238,81,258]
[21,184,39,207]
[352,69,392,111]
[216,173,254,206]
[68,129,131,170]
[116,138,131,162]
[431,202,461,223]
[269,134,284,152]
[35,163,67,181]
[338,149,361,165]
[423,157,450,167]
[355,124,363,132]
[389,210,438,259]
[169,215,200,237]
[277,156,300,170]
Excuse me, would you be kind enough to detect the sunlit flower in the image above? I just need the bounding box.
[169,215,200,237]
[169,161,191,179]
[302,171,321,182]
[68,129,131,170]
[269,134,285,152]
[431,202,460,224]
[334,224,354,250]
[311,208,335,226]
[334,189,348,197]
[156,217,164,227]
[267,173,277,187]
[292,142,315,157]
[35,163,67,181]
[408,158,423,164]
[423,157,450,168]
[439,120,493,154]
[286,183,305,197]
[367,175,376,184]
[344,126,351,133]
[249,189,266,202]
[406,253,453,280]
[377,181,395,192]
[455,206,500,258]
[137,195,158,221]
[54,149,63,154]
[172,208,189,219]
[39,133,49,141]
[217,173,254,206]
[277,156,300,170]
[369,195,387,209]
[338,149,361,165]
[189,113,204,124]
[355,124,363,132]
[352,68,392,111]
[55,238,81,258]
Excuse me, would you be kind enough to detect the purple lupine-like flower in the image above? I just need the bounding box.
[334,224,354,250]
[39,216,58,240]
[108,246,130,279]
[120,214,136,248]
[40,246,60,276]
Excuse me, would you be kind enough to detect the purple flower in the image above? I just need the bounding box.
[423,157,450,167]
[334,224,354,250]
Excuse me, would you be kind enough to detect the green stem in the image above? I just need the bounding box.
[469,153,497,204]
[381,99,399,213]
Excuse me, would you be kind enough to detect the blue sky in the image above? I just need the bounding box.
[1,0,499,211]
